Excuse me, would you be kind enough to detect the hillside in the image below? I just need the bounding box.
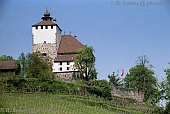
[1,93,147,114]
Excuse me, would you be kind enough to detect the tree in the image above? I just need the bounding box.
[25,52,53,80]
[0,55,14,61]
[124,55,159,103]
[74,46,96,81]
[108,72,122,86]
[161,62,170,112]
[18,52,27,77]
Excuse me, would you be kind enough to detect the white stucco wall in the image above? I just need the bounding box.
[32,25,61,44]
[53,61,76,72]
[56,27,62,51]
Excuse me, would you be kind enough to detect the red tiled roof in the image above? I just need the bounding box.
[0,61,16,70]
[57,35,85,54]
[54,54,76,62]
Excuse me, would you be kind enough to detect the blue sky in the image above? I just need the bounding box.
[1,0,170,82]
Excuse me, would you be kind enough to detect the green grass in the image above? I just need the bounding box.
[1,93,144,114]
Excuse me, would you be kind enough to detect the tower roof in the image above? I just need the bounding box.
[32,10,62,31]
[44,8,50,17]
[41,9,53,21]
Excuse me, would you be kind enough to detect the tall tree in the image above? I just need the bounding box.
[74,46,96,81]
[18,52,27,77]
[124,55,159,103]
[108,72,122,86]
[0,55,14,61]
[26,52,53,80]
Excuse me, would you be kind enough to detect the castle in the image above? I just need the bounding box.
[32,9,85,80]
[31,10,144,102]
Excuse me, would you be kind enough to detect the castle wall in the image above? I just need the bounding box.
[111,85,144,102]
[54,72,73,82]
[32,26,57,44]
[32,43,57,60]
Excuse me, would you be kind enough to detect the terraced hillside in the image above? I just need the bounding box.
[0,93,150,114]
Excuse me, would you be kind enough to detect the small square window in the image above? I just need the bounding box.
[41,26,43,29]
[59,62,62,65]
[67,62,70,65]
[67,67,69,70]
[35,26,38,29]
[45,26,48,29]
[51,26,53,29]
[44,41,46,44]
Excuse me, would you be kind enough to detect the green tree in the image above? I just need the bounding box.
[0,55,14,61]
[15,60,21,75]
[124,55,159,103]
[74,46,96,81]
[161,62,170,113]
[26,52,53,80]
[18,52,27,77]
[108,72,122,86]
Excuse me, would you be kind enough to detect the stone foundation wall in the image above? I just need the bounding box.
[54,72,73,82]
[32,43,57,60]
[111,85,144,102]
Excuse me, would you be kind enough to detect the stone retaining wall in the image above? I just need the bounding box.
[111,85,144,102]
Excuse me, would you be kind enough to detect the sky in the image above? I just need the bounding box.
[1,0,170,82]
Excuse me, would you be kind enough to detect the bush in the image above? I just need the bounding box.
[85,80,112,100]
[164,101,170,114]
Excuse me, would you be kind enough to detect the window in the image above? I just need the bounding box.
[51,26,53,29]
[41,26,43,29]
[67,62,70,65]
[35,26,38,29]
[67,67,69,70]
[44,41,46,44]
[60,67,62,71]
[59,62,62,65]
[45,26,48,29]
[42,53,46,56]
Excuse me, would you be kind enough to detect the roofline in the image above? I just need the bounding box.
[54,60,74,62]
[57,52,77,54]
[54,71,78,73]
[32,23,62,31]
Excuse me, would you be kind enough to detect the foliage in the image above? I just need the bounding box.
[0,55,14,61]
[162,62,170,100]
[86,80,113,100]
[124,55,159,103]
[18,52,54,80]
[15,60,21,75]
[18,52,27,77]
[108,72,122,86]
[3,77,112,100]
[150,106,164,114]
[164,101,170,114]
[74,46,96,81]
[161,62,170,113]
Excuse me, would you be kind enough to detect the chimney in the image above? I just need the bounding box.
[53,18,57,23]
[74,36,77,39]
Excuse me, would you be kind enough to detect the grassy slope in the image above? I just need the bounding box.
[1,93,144,114]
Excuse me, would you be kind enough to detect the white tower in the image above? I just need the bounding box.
[32,9,62,60]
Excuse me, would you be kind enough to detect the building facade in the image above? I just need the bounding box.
[32,10,85,80]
